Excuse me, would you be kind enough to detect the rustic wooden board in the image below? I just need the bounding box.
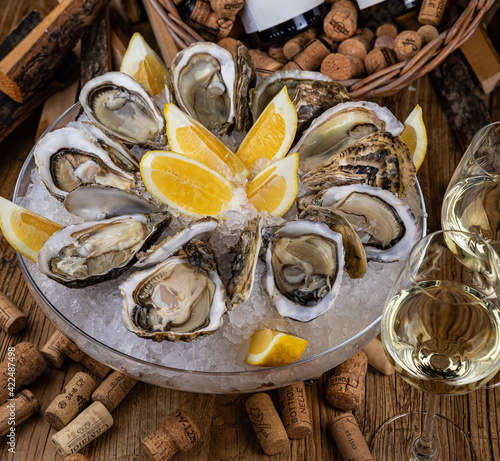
[0,3,499,460]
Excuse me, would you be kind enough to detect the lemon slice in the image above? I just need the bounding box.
[400,104,427,171]
[0,197,63,262]
[140,151,237,218]
[245,329,308,367]
[246,153,299,217]
[120,32,169,97]
[164,104,249,182]
[236,86,297,171]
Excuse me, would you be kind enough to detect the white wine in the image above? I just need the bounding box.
[381,280,500,394]
[442,176,500,253]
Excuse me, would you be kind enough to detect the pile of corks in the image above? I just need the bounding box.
[1,287,395,459]
[213,0,448,80]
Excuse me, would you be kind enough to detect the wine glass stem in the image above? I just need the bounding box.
[413,393,439,460]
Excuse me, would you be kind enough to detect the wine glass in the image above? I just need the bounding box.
[370,230,500,460]
[442,121,500,388]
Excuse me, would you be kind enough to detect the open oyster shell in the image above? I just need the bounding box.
[37,212,171,288]
[80,72,166,147]
[120,240,227,342]
[34,127,139,201]
[301,131,416,197]
[266,220,344,322]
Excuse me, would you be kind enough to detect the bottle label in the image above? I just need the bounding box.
[239,0,324,33]
[355,0,386,8]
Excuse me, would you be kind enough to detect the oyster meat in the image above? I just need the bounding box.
[34,127,138,200]
[317,184,422,262]
[37,213,171,288]
[293,101,403,174]
[233,41,256,133]
[301,131,416,197]
[120,241,227,342]
[266,220,344,322]
[80,72,166,147]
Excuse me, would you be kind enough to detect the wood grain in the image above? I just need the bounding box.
[0,3,499,460]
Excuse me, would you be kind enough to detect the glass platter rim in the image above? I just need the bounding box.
[13,102,428,383]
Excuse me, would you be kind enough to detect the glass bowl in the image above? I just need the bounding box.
[14,103,427,394]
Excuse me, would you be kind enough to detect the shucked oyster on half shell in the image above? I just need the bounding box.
[301,131,416,198]
[80,72,166,147]
[293,101,404,175]
[302,184,422,262]
[266,220,345,322]
[37,212,171,288]
[34,127,139,201]
[120,240,227,342]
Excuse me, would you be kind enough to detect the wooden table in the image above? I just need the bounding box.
[1,3,500,461]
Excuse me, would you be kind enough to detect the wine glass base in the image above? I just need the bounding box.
[481,369,500,390]
[370,412,476,461]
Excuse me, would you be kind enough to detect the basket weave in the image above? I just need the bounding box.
[147,0,495,99]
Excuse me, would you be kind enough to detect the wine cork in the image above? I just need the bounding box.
[249,50,283,76]
[328,413,374,461]
[59,335,111,378]
[0,342,46,405]
[41,330,67,368]
[326,351,367,411]
[324,4,357,42]
[91,370,138,412]
[205,12,236,40]
[282,36,336,72]
[332,0,358,18]
[184,0,211,29]
[0,291,27,335]
[362,338,395,376]
[268,44,288,65]
[0,389,39,437]
[52,401,113,458]
[357,27,375,43]
[376,22,399,39]
[394,30,423,61]
[141,409,201,461]
[417,24,439,45]
[217,37,238,56]
[418,0,448,27]
[278,382,312,439]
[374,35,394,50]
[365,47,398,74]
[245,393,289,455]
[283,28,317,59]
[63,455,89,461]
[338,37,369,61]
[45,372,98,430]
[209,0,243,18]
[321,53,364,80]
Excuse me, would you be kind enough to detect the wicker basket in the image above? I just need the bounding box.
[147,0,495,99]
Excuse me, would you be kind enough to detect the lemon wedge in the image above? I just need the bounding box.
[120,32,169,97]
[140,151,237,218]
[400,104,427,171]
[246,153,299,217]
[0,197,63,262]
[245,328,308,367]
[236,86,297,171]
[164,103,249,182]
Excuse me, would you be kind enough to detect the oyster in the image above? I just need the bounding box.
[292,101,403,174]
[227,217,263,308]
[299,206,367,279]
[120,240,227,342]
[37,213,171,288]
[301,131,416,197]
[171,43,237,131]
[233,41,256,133]
[317,184,422,262]
[250,70,352,139]
[80,72,166,147]
[266,220,344,322]
[135,217,219,269]
[64,185,160,221]
[34,127,138,201]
